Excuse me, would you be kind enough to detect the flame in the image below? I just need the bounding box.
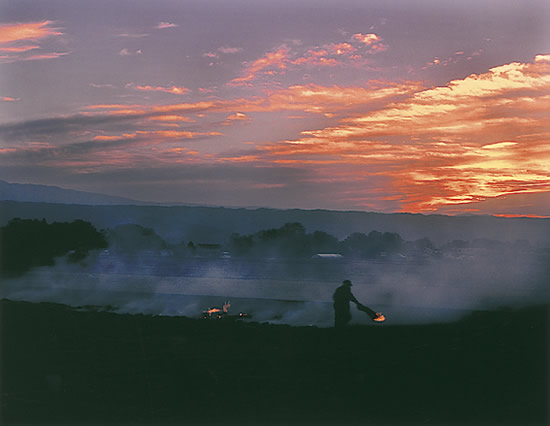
[372,313,386,322]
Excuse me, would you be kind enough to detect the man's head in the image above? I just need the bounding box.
[343,279,352,286]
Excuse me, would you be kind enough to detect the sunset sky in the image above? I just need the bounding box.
[1,0,549,216]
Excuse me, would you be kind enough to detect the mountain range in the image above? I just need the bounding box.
[1,180,549,247]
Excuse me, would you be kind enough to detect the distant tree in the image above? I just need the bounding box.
[228,223,341,259]
[340,232,369,258]
[443,240,469,250]
[310,231,340,253]
[105,224,167,254]
[412,237,435,252]
[229,233,255,256]
[187,241,197,255]
[0,218,107,277]
[340,230,403,258]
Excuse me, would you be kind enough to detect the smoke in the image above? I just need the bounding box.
[1,246,549,327]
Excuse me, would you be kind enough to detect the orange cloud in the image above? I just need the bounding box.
[351,33,387,54]
[328,43,355,55]
[229,46,289,86]
[223,112,251,126]
[93,133,137,141]
[148,115,195,123]
[155,22,178,29]
[129,84,190,96]
[0,21,62,43]
[0,21,66,63]
[254,56,550,213]
[0,44,39,52]
[352,33,381,45]
[265,82,423,114]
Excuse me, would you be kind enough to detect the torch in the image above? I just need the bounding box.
[357,303,386,322]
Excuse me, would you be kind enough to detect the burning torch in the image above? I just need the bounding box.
[357,303,386,322]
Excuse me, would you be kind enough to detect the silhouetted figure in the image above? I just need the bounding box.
[333,280,386,326]
[332,280,360,327]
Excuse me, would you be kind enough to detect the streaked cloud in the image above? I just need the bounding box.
[218,46,243,54]
[118,48,142,56]
[0,21,67,63]
[251,55,550,212]
[155,22,178,29]
[127,83,190,96]
[118,33,149,38]
[0,21,62,43]
[229,46,290,86]
[0,44,40,53]
[222,112,250,126]
[1,0,547,217]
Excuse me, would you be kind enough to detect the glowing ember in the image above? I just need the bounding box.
[201,301,249,320]
[372,312,386,322]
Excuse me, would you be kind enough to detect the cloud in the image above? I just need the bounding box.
[265,82,423,114]
[222,112,250,126]
[229,46,290,86]
[118,33,149,38]
[252,55,550,212]
[352,33,381,45]
[127,83,190,96]
[0,21,62,43]
[0,21,67,63]
[89,83,117,89]
[155,22,178,29]
[118,48,142,56]
[0,44,39,53]
[2,97,19,102]
[351,33,387,54]
[228,36,384,84]
[218,46,243,54]
[3,55,548,213]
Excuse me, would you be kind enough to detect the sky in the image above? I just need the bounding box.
[0,0,549,216]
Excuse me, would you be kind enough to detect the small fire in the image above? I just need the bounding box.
[201,301,249,320]
[372,312,386,322]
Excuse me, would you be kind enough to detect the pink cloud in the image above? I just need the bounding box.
[352,33,381,45]
[222,112,251,126]
[155,22,178,29]
[119,48,142,56]
[0,21,62,43]
[253,56,550,213]
[128,83,190,96]
[327,42,355,55]
[229,46,290,86]
[218,46,243,54]
[0,21,66,63]
[0,44,39,52]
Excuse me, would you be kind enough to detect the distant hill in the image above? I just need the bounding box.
[2,180,549,247]
[0,180,151,206]
[1,200,550,248]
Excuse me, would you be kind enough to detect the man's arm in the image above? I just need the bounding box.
[348,289,360,305]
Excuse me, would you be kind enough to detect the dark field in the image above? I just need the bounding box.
[1,299,548,425]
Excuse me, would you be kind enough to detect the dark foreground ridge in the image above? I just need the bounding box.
[1,299,548,425]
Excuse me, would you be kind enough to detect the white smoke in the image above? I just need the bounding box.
[1,247,548,327]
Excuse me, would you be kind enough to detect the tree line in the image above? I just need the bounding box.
[228,222,433,259]
[2,218,467,277]
[0,218,107,277]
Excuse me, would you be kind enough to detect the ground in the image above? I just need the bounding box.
[1,299,548,425]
